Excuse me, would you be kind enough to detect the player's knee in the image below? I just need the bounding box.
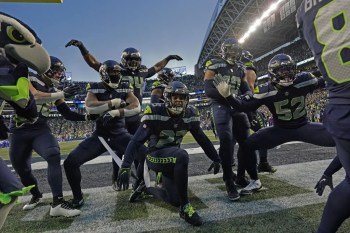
[176,150,189,165]
[45,147,60,164]
[63,154,80,170]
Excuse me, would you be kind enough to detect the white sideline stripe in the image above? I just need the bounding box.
[18,159,344,233]
[7,141,303,171]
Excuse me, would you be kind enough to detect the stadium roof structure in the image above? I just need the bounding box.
[197,0,303,71]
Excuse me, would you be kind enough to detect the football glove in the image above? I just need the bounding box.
[65,39,89,55]
[165,55,183,62]
[208,161,221,175]
[314,174,334,196]
[213,75,231,98]
[63,84,81,98]
[117,167,131,191]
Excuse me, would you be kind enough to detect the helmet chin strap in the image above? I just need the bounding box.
[168,107,184,115]
[108,82,119,89]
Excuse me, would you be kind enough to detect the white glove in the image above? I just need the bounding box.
[213,75,231,98]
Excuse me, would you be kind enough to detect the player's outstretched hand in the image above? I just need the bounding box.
[65,39,83,48]
[208,161,221,175]
[314,174,334,196]
[117,167,131,191]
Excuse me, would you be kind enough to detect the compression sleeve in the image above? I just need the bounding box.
[122,124,151,168]
[56,102,86,121]
[191,126,221,163]
[324,156,343,177]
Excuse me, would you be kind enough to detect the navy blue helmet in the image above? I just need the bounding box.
[221,37,242,65]
[164,81,190,115]
[158,67,175,84]
[99,60,122,89]
[268,54,297,88]
[121,47,141,71]
[44,56,66,85]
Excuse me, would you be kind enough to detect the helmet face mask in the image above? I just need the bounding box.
[241,50,253,63]
[164,81,189,116]
[268,54,296,88]
[99,60,122,89]
[44,56,66,86]
[158,68,175,84]
[121,47,141,71]
[221,38,242,65]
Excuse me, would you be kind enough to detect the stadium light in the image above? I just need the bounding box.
[239,0,286,44]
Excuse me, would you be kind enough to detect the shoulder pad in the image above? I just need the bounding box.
[187,105,199,117]
[140,65,147,69]
[143,103,163,115]
[205,58,225,70]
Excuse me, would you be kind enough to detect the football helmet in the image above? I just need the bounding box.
[241,50,253,63]
[158,67,175,85]
[43,56,66,86]
[99,60,122,89]
[221,37,242,65]
[121,47,141,71]
[164,81,189,115]
[268,54,296,88]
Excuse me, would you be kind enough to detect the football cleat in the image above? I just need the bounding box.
[129,181,146,203]
[23,195,43,210]
[235,176,250,188]
[50,199,81,217]
[179,203,203,226]
[225,179,240,201]
[240,179,262,195]
[69,198,84,208]
[258,162,277,173]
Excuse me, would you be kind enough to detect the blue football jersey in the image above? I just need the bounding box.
[296,0,350,103]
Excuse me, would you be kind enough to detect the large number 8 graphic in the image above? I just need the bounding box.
[314,0,350,83]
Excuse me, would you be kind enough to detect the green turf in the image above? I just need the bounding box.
[114,188,208,221]
[206,174,311,202]
[151,202,350,233]
[2,197,74,233]
[0,131,217,160]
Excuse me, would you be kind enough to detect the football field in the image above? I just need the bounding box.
[2,133,350,233]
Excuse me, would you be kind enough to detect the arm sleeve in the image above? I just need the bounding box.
[190,124,221,162]
[122,124,151,168]
[146,67,157,78]
[204,79,227,101]
[324,156,343,176]
[56,102,86,121]
[239,81,252,95]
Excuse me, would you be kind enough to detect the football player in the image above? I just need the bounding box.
[214,53,336,195]
[296,1,350,231]
[241,50,276,173]
[65,39,182,188]
[204,37,260,200]
[116,81,221,226]
[150,67,175,103]
[63,60,147,208]
[9,56,88,217]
